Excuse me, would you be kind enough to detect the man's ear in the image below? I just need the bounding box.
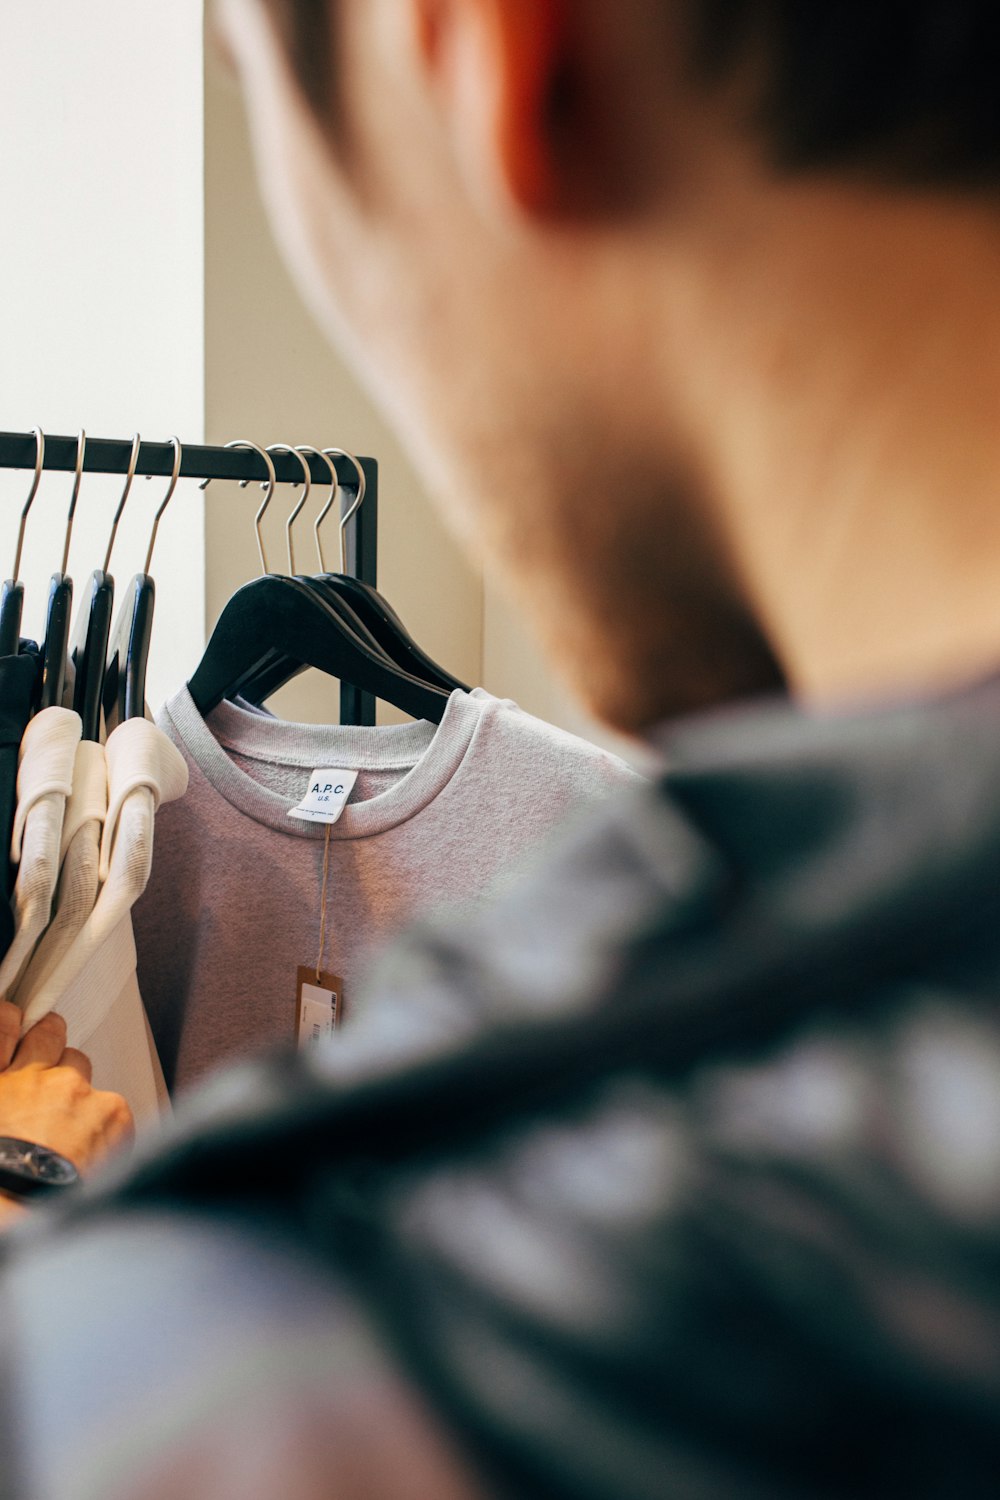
[416,0,588,218]
[484,0,573,213]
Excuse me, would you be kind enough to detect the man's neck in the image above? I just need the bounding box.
[667,174,1000,708]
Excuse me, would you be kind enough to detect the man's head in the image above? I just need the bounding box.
[218,0,1000,730]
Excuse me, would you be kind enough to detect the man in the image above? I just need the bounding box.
[3,1,1000,1495]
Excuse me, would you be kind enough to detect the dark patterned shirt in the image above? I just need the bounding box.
[5,675,1000,1498]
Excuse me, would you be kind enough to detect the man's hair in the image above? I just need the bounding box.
[689,1,1000,185]
[260,0,332,123]
[262,0,1000,187]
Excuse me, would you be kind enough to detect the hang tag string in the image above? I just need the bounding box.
[295,798,345,1045]
[315,823,333,982]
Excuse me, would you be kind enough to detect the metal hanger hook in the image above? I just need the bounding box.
[321,449,366,574]
[294,446,338,573]
[200,439,277,576]
[266,443,311,575]
[61,429,87,577]
[103,432,141,575]
[143,436,182,575]
[11,426,45,583]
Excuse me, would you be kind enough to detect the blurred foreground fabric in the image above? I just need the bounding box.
[5,674,1000,1498]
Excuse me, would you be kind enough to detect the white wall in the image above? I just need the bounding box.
[0,0,206,708]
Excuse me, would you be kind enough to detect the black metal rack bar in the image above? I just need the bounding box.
[0,429,380,726]
[0,430,376,493]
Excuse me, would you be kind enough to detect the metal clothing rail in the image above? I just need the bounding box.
[0,429,378,586]
[0,429,373,487]
[0,428,380,725]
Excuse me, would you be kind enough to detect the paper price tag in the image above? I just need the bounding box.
[295,965,343,1049]
[289,768,358,825]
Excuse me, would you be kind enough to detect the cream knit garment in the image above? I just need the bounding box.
[18,718,188,1127]
[16,739,107,1003]
[0,707,81,1001]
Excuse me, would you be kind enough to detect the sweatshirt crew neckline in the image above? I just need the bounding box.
[159,685,488,841]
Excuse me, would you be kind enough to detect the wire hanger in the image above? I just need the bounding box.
[103,436,181,728]
[320,447,362,574]
[188,441,449,724]
[239,442,408,712]
[67,432,139,741]
[241,445,466,715]
[268,442,310,577]
[212,435,278,577]
[0,427,45,658]
[197,436,279,581]
[103,433,141,577]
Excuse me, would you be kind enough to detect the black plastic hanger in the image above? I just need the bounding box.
[68,571,114,740]
[190,442,448,723]
[103,436,181,729]
[238,443,403,709]
[38,429,87,711]
[242,445,467,707]
[103,576,154,729]
[0,427,44,659]
[315,575,467,692]
[189,573,449,722]
[309,446,468,693]
[0,585,25,663]
[239,576,404,707]
[38,575,73,711]
[233,444,445,716]
[67,433,140,741]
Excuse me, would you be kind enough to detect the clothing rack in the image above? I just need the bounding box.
[0,429,380,725]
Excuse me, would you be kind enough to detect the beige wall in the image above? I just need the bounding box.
[203,45,482,725]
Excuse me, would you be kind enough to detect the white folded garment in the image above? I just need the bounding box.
[15,739,107,1005]
[0,707,81,1000]
[18,718,188,1127]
